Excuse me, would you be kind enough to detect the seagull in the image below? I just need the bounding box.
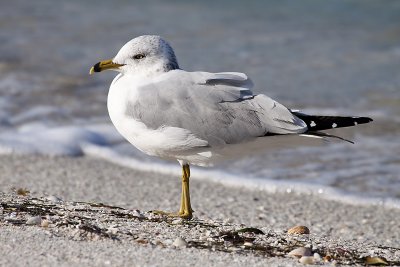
[90,35,372,219]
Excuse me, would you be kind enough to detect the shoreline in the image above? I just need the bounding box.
[84,144,400,211]
[1,154,399,266]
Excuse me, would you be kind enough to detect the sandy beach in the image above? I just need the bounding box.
[1,154,399,266]
[1,0,400,266]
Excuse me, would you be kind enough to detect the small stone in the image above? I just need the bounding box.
[163,239,173,245]
[107,227,118,235]
[287,225,310,235]
[313,253,321,262]
[26,216,42,225]
[288,247,313,258]
[173,237,187,248]
[131,209,145,218]
[243,241,253,247]
[8,212,17,219]
[258,213,267,219]
[46,195,63,203]
[299,256,315,265]
[41,219,50,228]
[154,240,165,248]
[172,219,182,224]
[228,247,241,252]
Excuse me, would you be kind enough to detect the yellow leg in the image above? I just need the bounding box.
[153,164,193,219]
[179,164,193,218]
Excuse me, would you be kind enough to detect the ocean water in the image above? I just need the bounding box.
[1,0,399,206]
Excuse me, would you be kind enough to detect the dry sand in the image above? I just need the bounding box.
[0,154,399,266]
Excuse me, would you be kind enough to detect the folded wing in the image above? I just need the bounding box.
[126,70,307,148]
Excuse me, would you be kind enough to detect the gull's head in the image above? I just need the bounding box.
[90,35,179,76]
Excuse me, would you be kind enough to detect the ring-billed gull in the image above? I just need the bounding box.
[90,35,372,219]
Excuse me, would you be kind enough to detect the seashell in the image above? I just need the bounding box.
[173,237,187,248]
[287,225,310,235]
[26,216,42,225]
[365,256,388,266]
[299,256,315,265]
[288,247,312,258]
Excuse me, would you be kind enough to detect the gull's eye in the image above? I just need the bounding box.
[133,54,146,60]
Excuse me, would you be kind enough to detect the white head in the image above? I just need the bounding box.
[90,35,179,76]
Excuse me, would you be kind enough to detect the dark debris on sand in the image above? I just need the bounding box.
[1,192,399,266]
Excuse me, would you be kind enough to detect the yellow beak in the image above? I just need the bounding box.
[89,59,124,74]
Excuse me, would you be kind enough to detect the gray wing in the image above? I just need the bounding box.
[126,70,307,147]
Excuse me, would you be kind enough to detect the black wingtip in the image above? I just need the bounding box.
[355,117,373,124]
[292,112,373,131]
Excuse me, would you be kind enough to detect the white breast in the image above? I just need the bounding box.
[107,74,209,162]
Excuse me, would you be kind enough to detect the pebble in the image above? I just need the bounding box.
[41,219,50,228]
[172,237,187,248]
[258,213,267,219]
[313,253,322,262]
[7,212,17,219]
[163,239,173,245]
[107,227,118,235]
[46,195,63,203]
[26,216,42,225]
[256,205,265,211]
[288,247,312,258]
[131,209,145,218]
[172,219,182,225]
[299,256,315,265]
[287,225,310,235]
[243,241,253,247]
[228,247,241,252]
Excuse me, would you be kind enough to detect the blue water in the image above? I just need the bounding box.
[0,0,399,202]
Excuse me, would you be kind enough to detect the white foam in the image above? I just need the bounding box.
[0,123,123,156]
[9,106,68,125]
